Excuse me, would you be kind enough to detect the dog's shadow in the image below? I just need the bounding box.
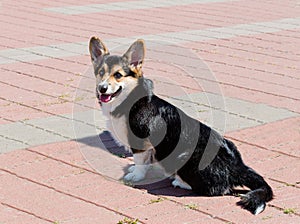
[91,131,249,198]
[99,131,132,158]
[96,131,193,197]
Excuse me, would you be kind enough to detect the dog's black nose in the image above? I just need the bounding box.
[98,83,108,93]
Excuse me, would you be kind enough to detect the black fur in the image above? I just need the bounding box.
[111,77,273,215]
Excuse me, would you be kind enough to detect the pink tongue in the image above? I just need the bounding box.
[101,94,112,103]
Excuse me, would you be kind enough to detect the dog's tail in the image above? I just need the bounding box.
[237,166,273,215]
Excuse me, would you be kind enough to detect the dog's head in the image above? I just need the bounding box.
[89,37,145,105]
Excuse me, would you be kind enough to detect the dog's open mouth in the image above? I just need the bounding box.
[100,86,122,103]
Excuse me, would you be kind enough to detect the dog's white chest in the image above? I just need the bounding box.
[101,103,131,149]
[106,115,131,149]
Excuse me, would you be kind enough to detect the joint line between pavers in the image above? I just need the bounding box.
[0,133,30,146]
[0,202,54,223]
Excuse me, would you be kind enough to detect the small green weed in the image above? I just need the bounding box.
[74,96,85,102]
[149,197,164,204]
[58,93,71,102]
[185,203,198,210]
[283,208,296,214]
[117,217,140,224]
[262,215,273,220]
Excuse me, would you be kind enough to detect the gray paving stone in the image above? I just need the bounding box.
[65,109,105,140]
[26,116,76,140]
[222,112,261,133]
[223,97,296,124]
[0,49,45,64]
[44,0,238,15]
[28,46,76,58]
[0,56,15,64]
[0,49,28,57]
[56,42,87,55]
[0,136,28,154]
[24,110,104,141]
[1,17,300,65]
[0,122,66,152]
[173,92,297,132]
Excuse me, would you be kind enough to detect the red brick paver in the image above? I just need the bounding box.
[0,0,299,223]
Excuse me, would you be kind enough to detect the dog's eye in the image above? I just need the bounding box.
[114,72,123,79]
[99,69,105,76]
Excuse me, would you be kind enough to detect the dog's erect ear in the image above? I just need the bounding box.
[89,36,109,67]
[123,39,145,75]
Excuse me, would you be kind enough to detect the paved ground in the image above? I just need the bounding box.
[0,0,299,223]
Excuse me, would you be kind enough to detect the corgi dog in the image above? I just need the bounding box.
[89,37,273,215]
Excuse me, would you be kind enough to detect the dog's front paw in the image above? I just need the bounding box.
[124,166,147,182]
[124,172,145,182]
[127,165,135,173]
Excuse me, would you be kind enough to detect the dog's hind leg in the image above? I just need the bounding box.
[237,167,273,215]
[172,175,192,190]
